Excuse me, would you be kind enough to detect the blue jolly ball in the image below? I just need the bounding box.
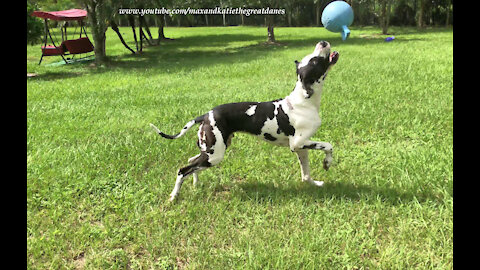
[321,1,354,41]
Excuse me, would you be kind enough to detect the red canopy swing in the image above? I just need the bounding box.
[31,9,94,65]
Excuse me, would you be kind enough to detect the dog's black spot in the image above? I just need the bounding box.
[276,105,295,136]
[257,102,276,120]
[264,133,277,141]
[302,143,324,150]
[302,144,317,149]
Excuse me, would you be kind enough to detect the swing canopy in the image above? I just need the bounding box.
[31,9,87,21]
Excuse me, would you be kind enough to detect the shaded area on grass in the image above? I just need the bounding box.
[236,180,445,206]
[27,71,86,81]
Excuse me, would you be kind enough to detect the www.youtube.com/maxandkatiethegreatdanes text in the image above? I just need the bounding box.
[118,7,286,17]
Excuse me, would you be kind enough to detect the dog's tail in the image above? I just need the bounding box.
[150,114,206,140]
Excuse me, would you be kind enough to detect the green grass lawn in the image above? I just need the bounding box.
[27,26,453,269]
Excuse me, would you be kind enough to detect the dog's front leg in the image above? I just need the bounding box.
[295,149,324,187]
[290,135,333,170]
[301,141,333,171]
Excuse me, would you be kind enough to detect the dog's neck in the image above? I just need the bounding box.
[285,79,324,111]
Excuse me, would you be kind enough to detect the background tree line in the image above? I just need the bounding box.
[28,0,453,29]
[27,0,453,64]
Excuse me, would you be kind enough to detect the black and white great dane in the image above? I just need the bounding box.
[150,41,340,201]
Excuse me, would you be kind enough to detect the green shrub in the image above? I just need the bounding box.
[27,1,43,45]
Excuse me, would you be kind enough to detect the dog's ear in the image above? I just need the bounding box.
[294,60,299,68]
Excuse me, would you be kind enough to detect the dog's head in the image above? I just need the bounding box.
[295,41,339,98]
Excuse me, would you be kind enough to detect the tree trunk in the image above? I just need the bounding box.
[380,0,388,35]
[139,16,143,52]
[205,14,209,26]
[387,1,391,31]
[220,0,226,26]
[418,0,426,28]
[266,15,275,43]
[287,10,292,26]
[85,0,108,64]
[140,16,154,43]
[267,25,275,43]
[156,14,173,43]
[380,0,390,35]
[93,32,106,63]
[157,15,165,44]
[139,15,153,46]
[110,20,135,54]
[316,1,321,26]
[128,15,138,51]
[140,28,152,46]
[445,0,451,26]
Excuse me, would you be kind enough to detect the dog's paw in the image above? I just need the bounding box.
[323,157,333,171]
[169,192,178,202]
[303,178,324,187]
[312,180,324,187]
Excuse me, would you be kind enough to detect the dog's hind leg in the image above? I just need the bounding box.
[192,173,199,187]
[295,149,324,187]
[170,153,210,201]
[188,154,201,187]
[170,114,228,201]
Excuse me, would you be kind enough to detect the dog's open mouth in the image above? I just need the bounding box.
[330,51,339,64]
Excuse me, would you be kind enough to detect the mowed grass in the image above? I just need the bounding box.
[27,26,453,269]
